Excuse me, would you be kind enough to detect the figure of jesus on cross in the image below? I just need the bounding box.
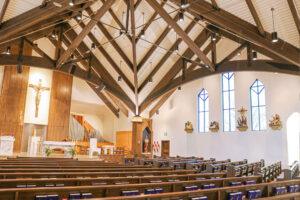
[29,79,50,118]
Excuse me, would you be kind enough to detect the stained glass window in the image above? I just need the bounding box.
[222,72,235,132]
[198,89,209,132]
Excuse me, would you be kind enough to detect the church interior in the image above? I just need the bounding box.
[0,0,299,199]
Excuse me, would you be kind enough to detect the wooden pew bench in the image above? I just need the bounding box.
[83,180,300,200]
[0,176,263,199]
[0,169,206,179]
[0,173,235,188]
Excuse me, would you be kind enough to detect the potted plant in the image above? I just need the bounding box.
[67,147,76,158]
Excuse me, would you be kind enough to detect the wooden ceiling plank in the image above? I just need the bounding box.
[56,0,115,68]
[149,88,176,118]
[245,0,265,36]
[145,0,214,71]
[75,18,135,92]
[138,18,197,93]
[216,42,247,67]
[88,82,119,118]
[0,0,9,24]
[287,0,300,35]
[130,0,139,115]
[173,0,300,67]
[137,13,179,72]
[85,7,134,72]
[136,1,166,43]
[139,28,210,113]
[106,92,129,117]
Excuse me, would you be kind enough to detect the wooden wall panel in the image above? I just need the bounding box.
[116,131,132,150]
[0,43,31,152]
[47,71,73,141]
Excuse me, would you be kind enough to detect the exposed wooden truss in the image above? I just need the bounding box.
[0,0,9,24]
[149,89,176,118]
[245,0,265,36]
[287,0,300,35]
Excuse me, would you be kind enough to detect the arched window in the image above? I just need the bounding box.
[222,72,235,132]
[198,89,209,132]
[250,79,266,130]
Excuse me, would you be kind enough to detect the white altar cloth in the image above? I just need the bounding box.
[0,136,15,156]
[102,145,114,155]
[41,141,75,158]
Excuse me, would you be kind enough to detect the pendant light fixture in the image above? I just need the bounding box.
[69,0,74,6]
[141,12,145,38]
[271,8,278,43]
[252,51,257,60]
[149,61,153,83]
[6,46,11,55]
[179,10,184,22]
[51,29,56,38]
[175,34,179,53]
[76,11,82,20]
[118,60,122,82]
[211,33,216,41]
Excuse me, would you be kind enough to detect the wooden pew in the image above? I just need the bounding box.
[227,159,265,177]
[0,169,208,179]
[79,180,300,200]
[282,161,299,180]
[0,176,263,199]
[0,173,237,188]
[205,159,248,173]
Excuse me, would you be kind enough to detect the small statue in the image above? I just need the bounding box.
[144,135,149,153]
[269,114,282,130]
[209,121,219,132]
[184,121,194,133]
[236,107,248,131]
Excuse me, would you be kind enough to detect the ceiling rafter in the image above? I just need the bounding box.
[130,0,139,115]
[172,0,300,67]
[245,0,265,36]
[0,0,10,24]
[216,42,247,68]
[287,0,300,35]
[56,0,115,68]
[106,92,129,117]
[62,27,136,114]
[210,0,219,10]
[146,0,214,71]
[74,18,135,92]
[88,82,119,118]
[85,7,134,72]
[139,28,211,113]
[137,13,179,72]
[136,1,166,43]
[138,18,198,93]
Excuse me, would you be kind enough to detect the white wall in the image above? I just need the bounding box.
[152,71,300,167]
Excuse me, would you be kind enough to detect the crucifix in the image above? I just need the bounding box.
[29,79,50,118]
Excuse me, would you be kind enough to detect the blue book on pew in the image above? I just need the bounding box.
[35,195,48,200]
[81,193,92,199]
[255,190,261,198]
[145,189,156,194]
[92,182,107,186]
[231,182,242,186]
[55,184,64,187]
[69,193,81,199]
[149,180,162,183]
[246,190,256,199]
[47,194,59,200]
[209,184,216,189]
[16,185,26,188]
[202,185,210,190]
[195,178,206,180]
[245,180,255,185]
[115,182,130,185]
[191,197,208,200]
[27,184,37,188]
[155,188,163,193]
[45,184,55,187]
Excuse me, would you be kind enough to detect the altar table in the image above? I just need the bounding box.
[41,141,75,158]
[0,136,15,156]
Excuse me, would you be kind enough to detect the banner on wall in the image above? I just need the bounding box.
[24,68,53,125]
[152,141,160,155]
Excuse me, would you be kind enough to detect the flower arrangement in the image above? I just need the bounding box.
[67,147,76,158]
[44,146,53,157]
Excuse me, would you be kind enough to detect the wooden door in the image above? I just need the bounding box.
[161,140,170,158]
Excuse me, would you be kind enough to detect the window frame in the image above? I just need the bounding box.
[197,88,209,133]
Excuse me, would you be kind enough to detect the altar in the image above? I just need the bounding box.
[41,141,75,158]
[0,136,15,156]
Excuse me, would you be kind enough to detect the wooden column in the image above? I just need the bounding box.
[47,71,73,141]
[132,118,153,157]
[0,43,31,152]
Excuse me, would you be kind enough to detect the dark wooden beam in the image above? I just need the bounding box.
[62,27,136,114]
[136,1,166,43]
[88,83,119,118]
[141,60,300,110]
[138,19,198,93]
[287,0,300,35]
[149,88,176,118]
[247,42,252,67]
[146,0,214,71]
[134,0,142,10]
[85,7,134,72]
[245,0,265,36]
[0,0,9,23]
[130,0,139,114]
[139,28,211,113]
[211,37,216,65]
[137,13,179,72]
[57,0,115,68]
[106,92,129,117]
[172,0,300,67]
[74,18,135,92]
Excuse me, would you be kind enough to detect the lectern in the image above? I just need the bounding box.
[27,136,40,157]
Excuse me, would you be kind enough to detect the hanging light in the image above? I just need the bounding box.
[252,51,257,60]
[148,77,153,83]
[76,11,82,20]
[180,0,190,9]
[211,33,216,41]
[6,46,11,55]
[117,76,122,82]
[91,43,95,50]
[141,29,145,38]
[70,54,74,60]
[178,86,181,90]
[51,29,56,38]
[179,11,184,22]
[237,52,241,56]
[271,8,278,43]
[156,110,159,115]
[69,0,74,6]
[175,45,179,53]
